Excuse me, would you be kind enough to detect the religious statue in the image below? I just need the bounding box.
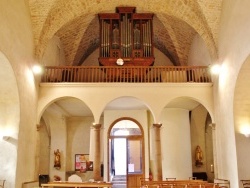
[195,145,203,167]
[54,149,61,169]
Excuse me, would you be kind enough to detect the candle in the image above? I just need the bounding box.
[211,164,214,172]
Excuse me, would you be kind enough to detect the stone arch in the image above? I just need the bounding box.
[0,51,20,188]
[234,54,250,180]
[159,96,214,123]
[100,96,154,124]
[107,117,144,137]
[37,96,93,124]
[159,96,214,180]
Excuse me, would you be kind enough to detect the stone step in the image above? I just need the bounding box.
[112,184,127,188]
[112,175,126,181]
[112,181,126,185]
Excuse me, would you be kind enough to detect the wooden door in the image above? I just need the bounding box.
[127,138,144,188]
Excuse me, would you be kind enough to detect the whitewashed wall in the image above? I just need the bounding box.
[213,1,250,187]
[160,108,192,179]
[0,1,38,188]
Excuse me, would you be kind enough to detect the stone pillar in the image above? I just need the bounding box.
[92,124,102,181]
[210,123,218,178]
[35,124,41,180]
[152,123,162,180]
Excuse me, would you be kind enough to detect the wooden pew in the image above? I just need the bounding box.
[140,179,218,188]
[41,181,112,188]
[0,180,5,188]
[214,179,230,188]
[241,180,250,188]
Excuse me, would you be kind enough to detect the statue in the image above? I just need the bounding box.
[195,145,203,167]
[54,149,61,169]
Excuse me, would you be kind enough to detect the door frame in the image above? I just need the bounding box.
[107,117,145,186]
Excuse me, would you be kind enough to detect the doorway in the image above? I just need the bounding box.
[109,119,144,188]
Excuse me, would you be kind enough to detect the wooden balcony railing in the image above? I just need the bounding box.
[41,66,212,83]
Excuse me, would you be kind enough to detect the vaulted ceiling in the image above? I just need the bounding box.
[29,0,222,66]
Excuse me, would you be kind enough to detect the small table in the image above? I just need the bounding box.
[41,181,112,188]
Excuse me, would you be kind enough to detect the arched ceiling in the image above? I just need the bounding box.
[29,0,222,66]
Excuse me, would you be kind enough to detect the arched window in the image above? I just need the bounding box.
[110,120,142,136]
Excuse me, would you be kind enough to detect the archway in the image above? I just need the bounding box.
[0,52,20,188]
[159,97,214,182]
[38,97,94,182]
[108,118,144,188]
[234,55,250,181]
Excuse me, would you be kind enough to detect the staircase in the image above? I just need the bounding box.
[111,175,126,188]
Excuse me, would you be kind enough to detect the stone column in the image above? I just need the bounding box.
[210,123,218,178]
[152,123,162,180]
[92,124,102,181]
[35,124,41,180]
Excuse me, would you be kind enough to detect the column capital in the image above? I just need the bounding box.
[209,123,216,130]
[92,123,102,129]
[153,123,162,128]
[36,124,41,131]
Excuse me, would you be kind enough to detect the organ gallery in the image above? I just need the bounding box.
[98,7,154,66]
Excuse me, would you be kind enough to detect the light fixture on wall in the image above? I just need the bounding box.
[32,64,43,74]
[240,124,250,137]
[210,64,221,75]
[244,133,250,137]
[210,164,214,173]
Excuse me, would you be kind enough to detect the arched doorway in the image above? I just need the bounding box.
[108,118,144,188]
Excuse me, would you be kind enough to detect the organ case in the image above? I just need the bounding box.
[98,7,154,66]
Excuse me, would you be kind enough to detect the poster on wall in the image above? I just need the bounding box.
[75,154,93,172]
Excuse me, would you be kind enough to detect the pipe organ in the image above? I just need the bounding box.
[98,7,154,66]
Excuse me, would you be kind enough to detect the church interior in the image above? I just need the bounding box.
[1,1,250,188]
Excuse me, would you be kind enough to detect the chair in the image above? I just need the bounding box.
[214,179,230,188]
[140,178,160,188]
[140,178,150,188]
[0,180,5,188]
[162,183,187,188]
[163,178,177,188]
[189,177,197,180]
[241,180,250,188]
[68,174,82,182]
[166,178,177,181]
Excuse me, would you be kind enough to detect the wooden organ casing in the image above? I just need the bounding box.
[98,7,154,66]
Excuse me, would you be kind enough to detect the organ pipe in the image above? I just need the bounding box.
[98,7,154,66]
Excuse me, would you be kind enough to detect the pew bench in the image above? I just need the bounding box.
[41,181,112,188]
[140,179,218,188]
[214,179,230,188]
[241,180,250,188]
[0,180,5,188]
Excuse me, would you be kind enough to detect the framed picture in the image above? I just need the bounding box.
[75,154,93,172]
